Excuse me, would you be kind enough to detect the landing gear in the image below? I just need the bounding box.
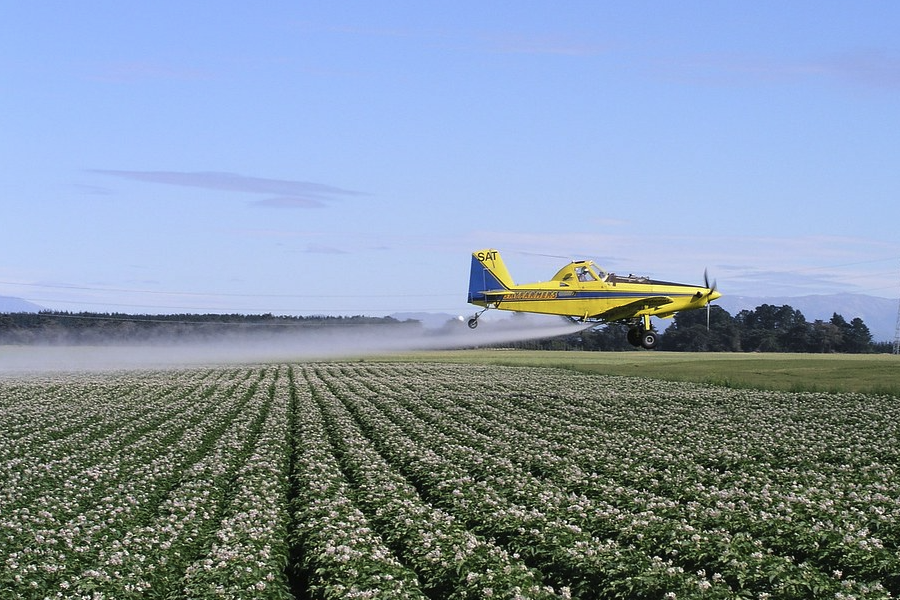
[468,307,489,329]
[627,316,658,350]
[640,329,659,350]
[627,326,658,349]
[627,327,641,347]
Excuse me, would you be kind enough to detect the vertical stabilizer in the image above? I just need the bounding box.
[468,249,514,303]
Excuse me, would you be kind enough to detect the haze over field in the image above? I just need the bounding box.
[0,315,589,374]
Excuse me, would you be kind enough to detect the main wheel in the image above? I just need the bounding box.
[626,327,642,347]
[467,318,479,329]
[640,330,659,350]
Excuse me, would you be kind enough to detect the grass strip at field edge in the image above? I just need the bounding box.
[359,351,900,397]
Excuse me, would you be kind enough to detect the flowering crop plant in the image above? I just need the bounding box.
[1,362,898,599]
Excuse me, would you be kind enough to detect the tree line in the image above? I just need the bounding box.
[0,311,414,345]
[518,304,892,353]
[1,305,891,353]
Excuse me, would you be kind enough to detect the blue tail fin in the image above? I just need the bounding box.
[468,249,513,303]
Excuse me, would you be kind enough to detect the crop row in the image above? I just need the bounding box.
[1,367,293,599]
[1,362,898,599]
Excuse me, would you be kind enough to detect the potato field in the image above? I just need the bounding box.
[1,362,899,599]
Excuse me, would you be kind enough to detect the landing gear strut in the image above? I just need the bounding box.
[627,316,658,350]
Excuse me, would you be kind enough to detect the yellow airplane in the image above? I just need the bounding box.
[467,248,721,349]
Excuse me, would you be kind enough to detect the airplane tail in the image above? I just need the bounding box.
[468,249,514,303]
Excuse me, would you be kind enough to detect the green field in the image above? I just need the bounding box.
[2,345,897,397]
[3,361,900,599]
[372,351,900,396]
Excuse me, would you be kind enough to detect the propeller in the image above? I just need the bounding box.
[703,269,718,331]
[703,269,718,297]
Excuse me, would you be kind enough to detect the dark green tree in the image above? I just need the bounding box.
[810,320,843,353]
[661,305,740,351]
[736,304,807,352]
[832,314,872,353]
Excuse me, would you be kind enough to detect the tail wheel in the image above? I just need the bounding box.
[641,330,659,350]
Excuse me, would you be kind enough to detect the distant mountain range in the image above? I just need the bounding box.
[0,296,44,313]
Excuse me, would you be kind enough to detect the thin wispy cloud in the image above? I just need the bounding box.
[821,49,900,90]
[302,19,610,58]
[656,48,900,90]
[90,170,366,208]
[250,197,326,209]
[73,184,114,196]
[91,62,212,83]
[312,22,430,40]
[652,53,814,86]
[303,244,348,255]
[727,267,856,294]
[482,33,611,57]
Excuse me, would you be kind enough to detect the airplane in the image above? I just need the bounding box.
[467,248,721,349]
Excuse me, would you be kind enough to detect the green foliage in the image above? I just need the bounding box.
[0,312,415,345]
[488,303,881,354]
[6,362,900,600]
[665,303,876,353]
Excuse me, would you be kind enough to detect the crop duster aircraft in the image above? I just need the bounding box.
[467,249,721,349]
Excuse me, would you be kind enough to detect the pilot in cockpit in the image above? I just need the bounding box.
[576,266,595,282]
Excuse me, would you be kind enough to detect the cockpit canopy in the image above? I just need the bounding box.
[551,260,608,284]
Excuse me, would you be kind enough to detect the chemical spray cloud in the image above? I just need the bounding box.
[0,315,591,375]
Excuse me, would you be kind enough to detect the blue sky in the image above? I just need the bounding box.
[2,2,899,317]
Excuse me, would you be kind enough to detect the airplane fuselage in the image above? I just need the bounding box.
[470,277,715,321]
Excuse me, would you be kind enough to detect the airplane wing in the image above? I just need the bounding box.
[592,296,673,322]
